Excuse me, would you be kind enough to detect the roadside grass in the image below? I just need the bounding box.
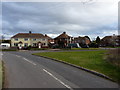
[71,48,101,50]
[33,50,120,82]
[0,61,2,89]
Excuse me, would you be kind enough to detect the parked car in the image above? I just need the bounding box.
[52,44,59,49]
[22,46,29,50]
[82,44,89,48]
[68,43,81,48]
[0,43,10,49]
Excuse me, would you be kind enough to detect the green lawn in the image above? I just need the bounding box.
[0,61,2,89]
[71,48,101,50]
[33,50,120,82]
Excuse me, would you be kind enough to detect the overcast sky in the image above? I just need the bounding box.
[1,1,118,40]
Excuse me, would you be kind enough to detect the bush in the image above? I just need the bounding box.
[105,49,120,67]
[89,42,99,48]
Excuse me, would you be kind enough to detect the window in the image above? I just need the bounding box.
[15,38,18,41]
[14,43,18,46]
[2,45,6,47]
[43,43,46,45]
[42,39,45,41]
[33,39,37,41]
[33,43,37,47]
[24,38,28,41]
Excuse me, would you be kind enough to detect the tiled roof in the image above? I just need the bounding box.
[55,32,70,39]
[45,34,53,39]
[74,36,86,40]
[102,36,112,40]
[102,35,120,40]
[11,33,46,38]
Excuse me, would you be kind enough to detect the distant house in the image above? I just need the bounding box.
[73,36,91,45]
[45,34,54,44]
[11,31,49,48]
[45,34,54,48]
[54,32,72,47]
[100,35,120,47]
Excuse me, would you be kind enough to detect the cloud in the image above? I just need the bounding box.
[2,1,118,40]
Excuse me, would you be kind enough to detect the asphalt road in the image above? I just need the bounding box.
[1,50,119,89]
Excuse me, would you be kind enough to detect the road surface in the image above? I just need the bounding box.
[1,50,119,89]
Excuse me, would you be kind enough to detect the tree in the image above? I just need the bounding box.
[96,36,101,46]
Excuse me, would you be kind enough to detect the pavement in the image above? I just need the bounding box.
[0,60,2,89]
[1,50,119,89]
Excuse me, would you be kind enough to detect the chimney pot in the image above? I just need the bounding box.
[63,32,66,34]
[29,31,32,34]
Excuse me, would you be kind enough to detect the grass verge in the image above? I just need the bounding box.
[71,48,101,50]
[33,50,120,82]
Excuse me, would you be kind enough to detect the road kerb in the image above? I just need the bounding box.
[33,54,115,82]
[0,60,2,89]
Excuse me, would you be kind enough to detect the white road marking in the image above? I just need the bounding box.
[43,69,72,90]
[15,55,21,57]
[23,58,36,65]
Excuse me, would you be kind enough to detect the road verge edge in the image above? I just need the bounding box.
[33,54,115,82]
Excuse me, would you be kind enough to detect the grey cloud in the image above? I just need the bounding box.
[2,2,117,39]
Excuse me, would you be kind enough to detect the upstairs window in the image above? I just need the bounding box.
[24,38,28,41]
[42,39,45,41]
[15,38,18,41]
[33,39,37,41]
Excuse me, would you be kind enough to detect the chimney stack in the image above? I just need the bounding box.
[63,32,66,34]
[45,34,47,37]
[29,31,32,34]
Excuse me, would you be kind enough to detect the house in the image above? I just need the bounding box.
[73,36,91,45]
[45,34,54,44]
[54,32,72,47]
[11,31,49,48]
[100,35,120,47]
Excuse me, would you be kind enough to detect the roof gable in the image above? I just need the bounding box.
[55,32,70,39]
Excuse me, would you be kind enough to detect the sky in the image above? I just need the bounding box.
[1,0,119,40]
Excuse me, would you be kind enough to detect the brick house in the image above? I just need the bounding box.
[100,35,120,47]
[45,34,54,44]
[11,31,49,48]
[54,32,72,47]
[73,36,91,45]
